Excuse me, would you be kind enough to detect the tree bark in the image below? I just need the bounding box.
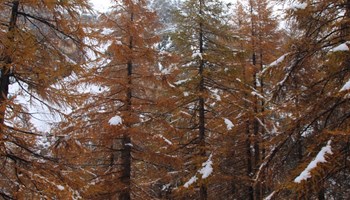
[0,0,19,126]
[198,1,207,199]
[120,134,131,200]
[119,9,134,200]
[0,1,19,153]
[249,1,260,199]
[246,120,254,200]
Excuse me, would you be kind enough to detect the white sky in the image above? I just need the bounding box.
[89,0,112,12]
[89,0,238,12]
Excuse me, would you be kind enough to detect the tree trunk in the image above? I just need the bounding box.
[198,1,207,199]
[0,1,19,152]
[317,186,325,200]
[249,1,260,199]
[246,120,254,200]
[119,10,134,200]
[120,135,131,200]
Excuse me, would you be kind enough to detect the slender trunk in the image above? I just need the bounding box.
[120,134,131,200]
[237,12,254,199]
[246,120,254,200]
[253,72,260,171]
[119,10,134,200]
[258,51,266,198]
[341,0,350,41]
[198,1,207,199]
[317,187,325,200]
[0,1,19,152]
[295,87,303,162]
[249,1,260,199]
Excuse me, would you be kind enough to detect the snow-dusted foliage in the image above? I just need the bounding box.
[183,154,213,188]
[294,140,333,183]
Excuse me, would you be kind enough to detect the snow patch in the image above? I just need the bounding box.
[199,154,213,179]
[270,54,287,67]
[210,88,221,101]
[184,176,198,188]
[57,185,65,191]
[294,140,333,183]
[108,115,122,126]
[340,78,350,92]
[174,79,189,85]
[156,134,173,145]
[251,91,265,100]
[162,183,171,191]
[224,118,234,130]
[183,154,213,188]
[264,191,276,200]
[192,52,203,60]
[331,43,349,52]
[290,2,307,10]
[125,143,133,147]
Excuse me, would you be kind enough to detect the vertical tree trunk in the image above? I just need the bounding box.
[119,10,134,200]
[0,1,19,152]
[120,134,131,200]
[249,1,261,199]
[257,50,265,198]
[317,186,325,200]
[340,0,350,41]
[198,1,207,199]
[237,9,254,199]
[246,120,254,200]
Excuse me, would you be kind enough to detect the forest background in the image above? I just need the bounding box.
[0,0,349,200]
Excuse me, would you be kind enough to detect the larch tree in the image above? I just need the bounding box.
[260,0,350,199]
[0,0,92,199]
[53,0,170,199]
[101,1,162,198]
[169,0,237,199]
[228,1,283,199]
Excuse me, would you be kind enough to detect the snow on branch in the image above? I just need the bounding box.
[251,91,266,100]
[340,78,350,92]
[155,134,173,145]
[192,52,203,60]
[263,191,276,200]
[254,145,277,183]
[183,154,213,188]
[174,78,190,85]
[224,118,234,130]
[289,2,307,10]
[261,53,289,75]
[108,115,122,126]
[268,54,289,67]
[57,185,65,191]
[184,176,198,188]
[331,43,349,52]
[199,154,213,179]
[294,140,333,183]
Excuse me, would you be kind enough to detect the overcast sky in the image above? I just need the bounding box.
[89,0,112,12]
[89,0,238,12]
